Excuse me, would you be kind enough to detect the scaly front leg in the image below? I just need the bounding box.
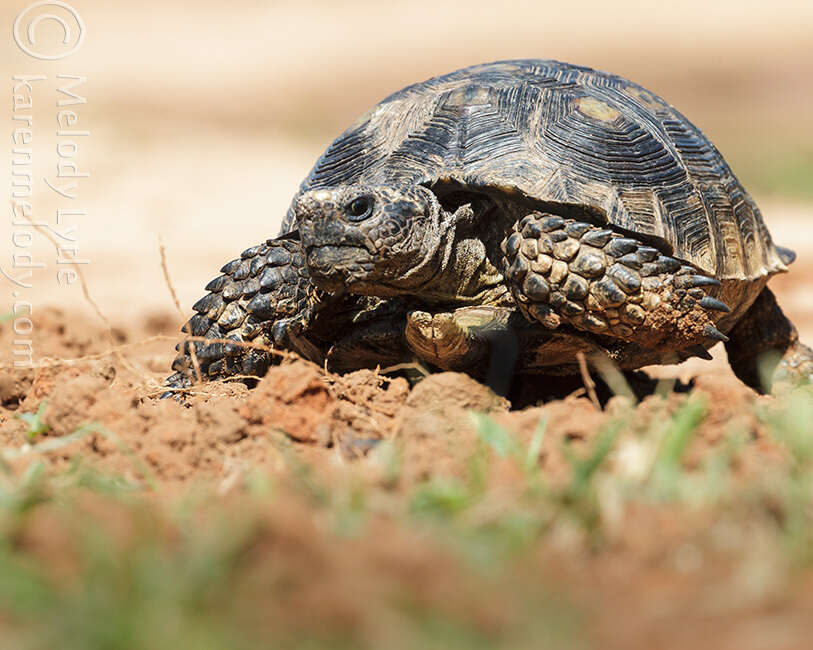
[163,234,324,394]
[501,212,732,361]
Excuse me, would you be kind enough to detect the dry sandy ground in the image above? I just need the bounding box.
[1,301,812,649]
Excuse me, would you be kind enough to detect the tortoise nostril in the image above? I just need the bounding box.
[295,190,337,223]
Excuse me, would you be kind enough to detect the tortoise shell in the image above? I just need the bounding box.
[281,59,786,282]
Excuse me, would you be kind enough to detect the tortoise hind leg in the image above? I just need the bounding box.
[724,287,813,393]
[404,306,519,394]
[501,211,731,359]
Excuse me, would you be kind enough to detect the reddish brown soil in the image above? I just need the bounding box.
[4,307,813,648]
[0,306,786,489]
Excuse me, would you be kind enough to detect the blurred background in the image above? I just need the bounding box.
[2,0,812,337]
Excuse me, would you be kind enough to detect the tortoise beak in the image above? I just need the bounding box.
[305,245,373,291]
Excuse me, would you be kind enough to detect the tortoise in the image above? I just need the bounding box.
[164,59,813,397]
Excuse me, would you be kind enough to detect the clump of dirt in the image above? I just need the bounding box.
[239,362,336,444]
[240,363,411,455]
[0,367,34,411]
[21,361,117,437]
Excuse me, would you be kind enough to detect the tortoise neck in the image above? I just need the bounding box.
[407,222,510,307]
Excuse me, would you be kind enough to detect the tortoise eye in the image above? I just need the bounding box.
[346,196,374,221]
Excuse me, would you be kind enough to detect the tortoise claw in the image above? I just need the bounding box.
[674,275,721,289]
[704,324,729,342]
[699,296,731,313]
[682,344,713,361]
[160,371,193,401]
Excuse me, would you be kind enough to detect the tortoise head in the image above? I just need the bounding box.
[295,184,469,295]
